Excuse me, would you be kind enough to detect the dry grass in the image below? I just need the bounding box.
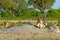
[0,20,58,28]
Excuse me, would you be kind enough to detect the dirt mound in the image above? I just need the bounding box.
[45,24,60,32]
[0,22,60,40]
[0,22,39,32]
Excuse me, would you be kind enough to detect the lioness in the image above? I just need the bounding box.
[36,18,46,28]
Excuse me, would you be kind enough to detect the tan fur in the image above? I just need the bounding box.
[39,19,45,28]
[3,21,14,28]
[36,19,45,28]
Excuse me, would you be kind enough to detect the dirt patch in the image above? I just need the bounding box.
[0,22,60,40]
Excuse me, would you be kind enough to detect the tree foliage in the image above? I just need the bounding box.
[0,0,18,10]
[28,0,55,10]
[28,0,55,25]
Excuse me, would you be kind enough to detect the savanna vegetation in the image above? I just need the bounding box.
[0,8,60,20]
[0,0,60,20]
[0,0,60,27]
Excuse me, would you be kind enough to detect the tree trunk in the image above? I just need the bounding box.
[12,13,15,18]
[0,11,1,18]
[12,10,16,19]
[24,9,27,16]
[36,8,47,28]
[41,9,47,26]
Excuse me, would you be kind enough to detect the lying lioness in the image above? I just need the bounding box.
[3,21,14,28]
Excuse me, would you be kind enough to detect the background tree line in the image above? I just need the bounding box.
[0,8,60,20]
[0,0,60,20]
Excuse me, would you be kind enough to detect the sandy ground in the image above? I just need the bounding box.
[0,22,60,40]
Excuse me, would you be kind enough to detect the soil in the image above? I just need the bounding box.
[0,22,60,40]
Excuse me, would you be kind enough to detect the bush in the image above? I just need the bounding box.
[0,10,12,19]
